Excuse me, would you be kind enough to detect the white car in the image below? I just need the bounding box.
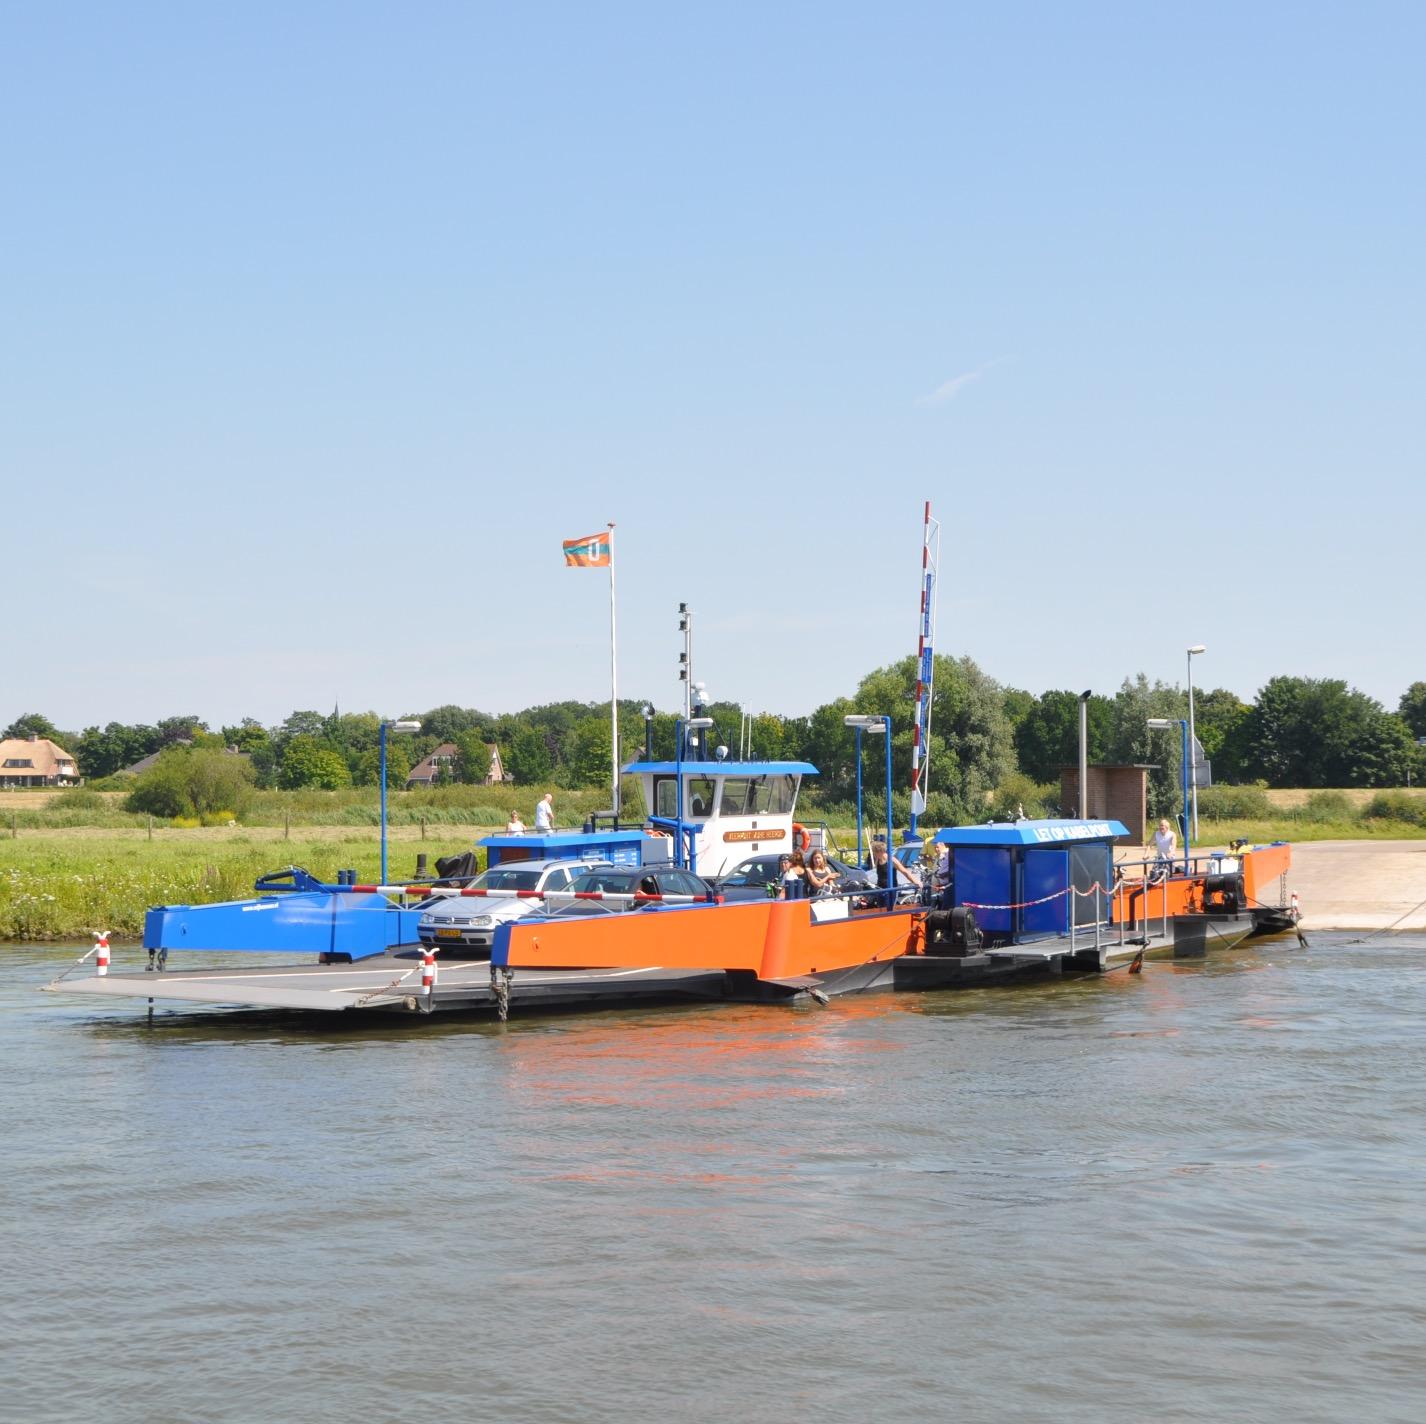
[417,858,610,955]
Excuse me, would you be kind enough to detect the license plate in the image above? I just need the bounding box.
[435,928,464,940]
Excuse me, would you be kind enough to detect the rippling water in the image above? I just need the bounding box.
[4,934,1423,1423]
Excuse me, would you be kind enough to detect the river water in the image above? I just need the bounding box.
[4,933,1423,1424]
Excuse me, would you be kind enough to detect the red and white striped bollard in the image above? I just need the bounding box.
[421,948,437,998]
[94,930,110,977]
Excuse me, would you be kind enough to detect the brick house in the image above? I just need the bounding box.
[0,735,82,788]
[407,742,507,788]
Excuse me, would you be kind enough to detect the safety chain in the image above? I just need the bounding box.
[48,944,99,985]
[489,965,514,1021]
[352,958,426,1009]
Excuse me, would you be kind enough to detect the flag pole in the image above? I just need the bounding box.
[608,521,620,817]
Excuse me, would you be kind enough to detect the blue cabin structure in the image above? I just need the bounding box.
[932,819,1129,942]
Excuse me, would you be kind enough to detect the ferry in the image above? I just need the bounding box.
[45,733,1297,1018]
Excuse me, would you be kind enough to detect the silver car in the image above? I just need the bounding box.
[417,859,609,954]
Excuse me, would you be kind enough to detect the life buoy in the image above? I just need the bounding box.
[792,822,811,853]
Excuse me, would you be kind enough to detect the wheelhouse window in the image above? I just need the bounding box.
[654,776,716,818]
[715,775,798,816]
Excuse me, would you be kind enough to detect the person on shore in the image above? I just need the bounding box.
[804,848,838,897]
[535,793,555,835]
[505,810,526,834]
[781,850,808,900]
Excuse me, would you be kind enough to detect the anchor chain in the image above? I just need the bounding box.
[489,964,514,1021]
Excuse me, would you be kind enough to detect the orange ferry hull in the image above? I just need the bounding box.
[494,899,924,983]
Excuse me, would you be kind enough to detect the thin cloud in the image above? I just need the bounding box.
[916,356,1011,407]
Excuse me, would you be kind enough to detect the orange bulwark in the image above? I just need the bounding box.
[494,899,924,982]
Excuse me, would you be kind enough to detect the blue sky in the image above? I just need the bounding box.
[4,2,1422,732]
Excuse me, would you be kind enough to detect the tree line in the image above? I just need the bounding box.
[6,669,1425,821]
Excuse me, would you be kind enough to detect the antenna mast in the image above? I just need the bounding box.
[908,500,941,839]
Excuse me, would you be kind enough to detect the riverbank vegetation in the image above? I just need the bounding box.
[7,668,1425,819]
[4,787,1425,940]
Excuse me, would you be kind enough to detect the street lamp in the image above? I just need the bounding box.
[379,718,421,885]
[845,715,892,891]
[1147,717,1189,871]
[1187,645,1206,839]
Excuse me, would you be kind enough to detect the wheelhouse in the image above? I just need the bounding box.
[624,758,817,879]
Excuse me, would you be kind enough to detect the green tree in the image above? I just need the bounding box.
[125,747,256,818]
[1012,691,1114,784]
[1399,682,1426,739]
[419,704,492,743]
[452,729,493,784]
[1107,675,1189,818]
[1001,687,1036,729]
[353,742,410,788]
[279,736,353,789]
[3,713,64,742]
[504,725,554,785]
[566,716,614,789]
[76,721,163,777]
[221,719,272,755]
[156,715,206,745]
[277,710,328,744]
[1190,688,1250,773]
[1237,677,1412,787]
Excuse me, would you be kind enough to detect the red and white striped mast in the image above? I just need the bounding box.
[908,500,941,841]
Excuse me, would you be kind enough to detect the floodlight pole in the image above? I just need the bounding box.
[1187,645,1206,839]
[379,719,421,886]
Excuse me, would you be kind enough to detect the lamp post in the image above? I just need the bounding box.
[845,715,892,898]
[1186,644,1206,839]
[379,719,421,885]
[674,715,714,871]
[1078,689,1092,818]
[1147,717,1189,871]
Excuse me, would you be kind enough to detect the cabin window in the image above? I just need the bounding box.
[756,775,797,814]
[714,775,797,816]
[653,776,716,818]
[719,778,754,815]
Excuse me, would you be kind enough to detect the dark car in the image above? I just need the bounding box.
[715,852,875,902]
[544,865,719,916]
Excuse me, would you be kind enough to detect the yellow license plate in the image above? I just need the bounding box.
[435,928,464,940]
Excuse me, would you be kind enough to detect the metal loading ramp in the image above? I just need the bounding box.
[45,956,730,1014]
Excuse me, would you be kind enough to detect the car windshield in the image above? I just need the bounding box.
[723,858,774,885]
[569,872,641,895]
[472,868,542,892]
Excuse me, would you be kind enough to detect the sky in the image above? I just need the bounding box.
[3,1,1423,734]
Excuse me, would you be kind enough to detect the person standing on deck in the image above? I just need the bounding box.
[1153,817,1177,864]
[505,810,526,834]
[535,794,555,835]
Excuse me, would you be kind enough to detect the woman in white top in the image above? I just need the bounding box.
[506,811,526,834]
[1153,817,1178,863]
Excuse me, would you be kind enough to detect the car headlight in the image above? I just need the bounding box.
[471,915,493,928]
